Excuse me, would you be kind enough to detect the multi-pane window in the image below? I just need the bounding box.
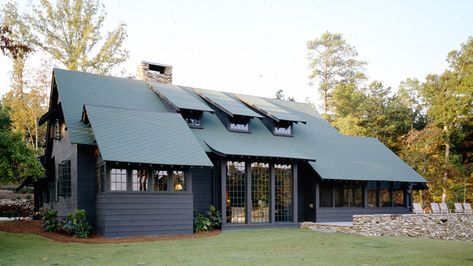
[275,164,293,222]
[380,182,392,207]
[110,168,127,191]
[228,116,250,132]
[393,183,405,207]
[251,163,270,223]
[367,181,378,208]
[172,171,186,192]
[58,160,71,197]
[273,121,293,136]
[274,125,292,136]
[320,181,333,207]
[132,170,148,191]
[153,170,168,192]
[181,110,203,128]
[226,161,246,223]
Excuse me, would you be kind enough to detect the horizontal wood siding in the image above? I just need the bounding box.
[192,167,213,213]
[44,130,78,218]
[316,207,410,222]
[96,192,193,238]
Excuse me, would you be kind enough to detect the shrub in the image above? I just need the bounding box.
[193,212,211,232]
[42,209,60,232]
[63,209,91,238]
[207,205,222,229]
[0,199,34,217]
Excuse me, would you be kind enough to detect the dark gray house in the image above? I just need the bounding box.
[36,62,426,238]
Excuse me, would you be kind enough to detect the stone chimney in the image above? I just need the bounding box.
[136,61,173,84]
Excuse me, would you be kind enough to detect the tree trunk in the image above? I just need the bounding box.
[441,125,450,203]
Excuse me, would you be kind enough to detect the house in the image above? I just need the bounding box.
[36,61,426,238]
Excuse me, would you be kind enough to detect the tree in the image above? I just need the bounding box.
[275,89,295,102]
[307,32,366,114]
[0,103,44,184]
[29,0,129,75]
[397,78,427,130]
[420,37,473,202]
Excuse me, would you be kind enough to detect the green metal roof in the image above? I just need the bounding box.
[83,105,213,167]
[194,88,263,118]
[54,69,167,145]
[236,93,306,123]
[149,82,214,112]
[53,68,426,183]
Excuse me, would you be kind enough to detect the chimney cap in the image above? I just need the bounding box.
[141,60,173,68]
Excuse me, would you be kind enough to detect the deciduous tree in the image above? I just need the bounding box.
[29,0,129,75]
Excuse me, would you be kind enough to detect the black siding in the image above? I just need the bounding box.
[77,145,97,228]
[96,192,193,238]
[192,167,213,213]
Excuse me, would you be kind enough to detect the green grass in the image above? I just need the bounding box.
[0,228,472,266]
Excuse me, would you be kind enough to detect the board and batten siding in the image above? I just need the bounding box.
[316,207,410,222]
[96,192,193,238]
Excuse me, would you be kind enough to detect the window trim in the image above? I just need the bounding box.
[58,159,72,198]
[106,165,189,194]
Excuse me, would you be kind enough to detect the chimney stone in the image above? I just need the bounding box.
[136,61,173,84]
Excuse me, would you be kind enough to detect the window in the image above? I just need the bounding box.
[110,168,127,191]
[251,163,270,223]
[380,182,392,207]
[172,171,186,192]
[275,164,293,222]
[153,170,168,192]
[181,110,203,128]
[228,116,250,133]
[393,183,405,207]
[226,161,246,223]
[367,181,378,208]
[273,121,293,136]
[320,182,333,207]
[58,160,71,197]
[132,170,148,191]
[333,182,364,207]
[51,118,66,141]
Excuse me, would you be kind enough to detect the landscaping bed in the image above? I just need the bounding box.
[0,220,220,243]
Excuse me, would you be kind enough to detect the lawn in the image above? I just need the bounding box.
[0,228,472,266]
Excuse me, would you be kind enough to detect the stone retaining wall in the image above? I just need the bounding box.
[301,214,473,241]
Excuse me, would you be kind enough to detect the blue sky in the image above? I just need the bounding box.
[1,0,472,106]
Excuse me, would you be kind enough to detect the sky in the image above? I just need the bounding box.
[1,0,472,106]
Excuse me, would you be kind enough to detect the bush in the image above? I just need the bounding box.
[207,205,222,229]
[63,209,91,238]
[193,205,222,232]
[193,212,211,232]
[0,199,34,217]
[42,209,60,232]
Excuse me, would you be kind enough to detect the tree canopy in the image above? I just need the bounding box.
[29,0,129,74]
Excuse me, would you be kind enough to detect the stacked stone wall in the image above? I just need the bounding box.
[301,214,473,241]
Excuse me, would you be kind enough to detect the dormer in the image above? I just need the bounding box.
[149,83,214,129]
[236,94,306,137]
[194,88,262,133]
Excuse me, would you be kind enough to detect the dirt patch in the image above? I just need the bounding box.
[0,220,220,244]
